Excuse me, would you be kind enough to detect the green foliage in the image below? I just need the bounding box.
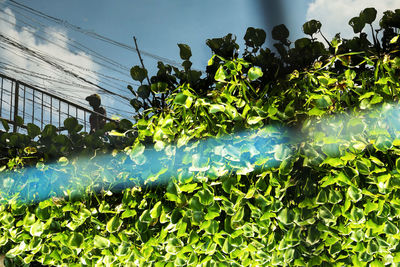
[1,6,400,266]
[130,66,148,83]
[302,19,322,36]
[178,43,192,60]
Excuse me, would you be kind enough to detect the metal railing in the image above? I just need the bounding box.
[0,73,113,133]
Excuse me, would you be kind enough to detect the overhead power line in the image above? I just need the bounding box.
[7,0,187,69]
[0,3,146,120]
[0,10,136,87]
[0,39,137,100]
[0,33,131,102]
[0,8,132,74]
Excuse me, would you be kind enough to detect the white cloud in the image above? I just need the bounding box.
[0,8,100,104]
[306,0,400,41]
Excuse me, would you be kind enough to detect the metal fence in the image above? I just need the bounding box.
[0,73,112,134]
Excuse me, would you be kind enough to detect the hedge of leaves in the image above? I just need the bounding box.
[0,7,400,266]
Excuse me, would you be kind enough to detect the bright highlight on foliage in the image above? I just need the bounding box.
[0,124,289,203]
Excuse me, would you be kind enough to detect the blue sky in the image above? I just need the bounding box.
[0,0,398,120]
[9,0,308,70]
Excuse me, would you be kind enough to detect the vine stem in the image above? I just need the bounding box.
[319,30,333,49]
[133,37,151,86]
[133,36,156,103]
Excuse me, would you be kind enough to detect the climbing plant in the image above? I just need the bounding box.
[0,7,400,266]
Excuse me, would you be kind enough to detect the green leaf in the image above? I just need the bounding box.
[345,69,357,81]
[207,56,214,66]
[139,209,152,224]
[27,123,40,138]
[350,206,364,222]
[247,116,263,125]
[1,119,9,132]
[315,95,332,109]
[24,146,37,155]
[277,208,295,225]
[138,85,151,99]
[370,260,384,267]
[151,82,168,93]
[232,207,244,223]
[130,66,148,83]
[121,209,136,219]
[30,221,44,237]
[109,130,125,137]
[396,158,400,172]
[274,144,291,161]
[356,159,370,175]
[349,16,366,33]
[215,66,227,82]
[316,190,328,204]
[179,183,199,193]
[384,221,399,235]
[244,27,266,47]
[295,38,311,50]
[279,158,293,175]
[174,93,188,105]
[94,235,110,249]
[35,206,50,220]
[68,233,84,248]
[0,212,14,227]
[205,211,220,220]
[209,104,225,114]
[328,190,342,204]
[171,209,182,224]
[370,94,383,104]
[367,239,379,254]
[15,115,23,126]
[130,99,142,111]
[390,35,399,44]
[347,186,362,202]
[347,118,366,135]
[308,107,325,116]
[150,201,162,219]
[271,24,289,42]
[245,187,256,199]
[197,188,214,206]
[178,43,192,60]
[360,7,377,24]
[319,206,335,221]
[322,157,344,167]
[248,67,263,81]
[374,135,392,151]
[364,201,379,214]
[222,237,234,254]
[182,60,193,72]
[130,142,145,158]
[64,117,80,133]
[303,19,322,36]
[306,227,320,245]
[205,220,219,234]
[23,213,36,226]
[116,242,130,257]
[106,216,122,233]
[322,143,340,158]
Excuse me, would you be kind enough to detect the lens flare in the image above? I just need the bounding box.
[1,103,399,203]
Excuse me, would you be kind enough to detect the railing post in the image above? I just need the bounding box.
[0,77,3,117]
[13,81,19,133]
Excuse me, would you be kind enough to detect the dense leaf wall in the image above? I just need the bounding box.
[0,7,400,267]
